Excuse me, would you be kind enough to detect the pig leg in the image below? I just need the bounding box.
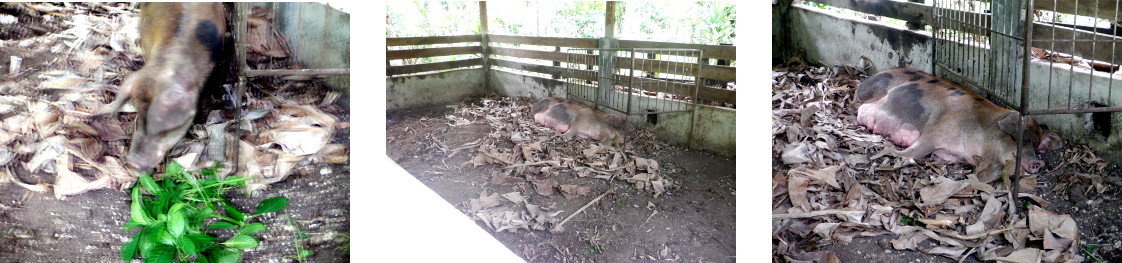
[874,138,936,161]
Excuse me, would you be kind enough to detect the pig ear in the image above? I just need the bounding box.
[102,76,137,115]
[997,111,1023,137]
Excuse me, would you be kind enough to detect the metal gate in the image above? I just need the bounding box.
[933,0,1122,213]
[228,3,349,173]
[561,48,703,146]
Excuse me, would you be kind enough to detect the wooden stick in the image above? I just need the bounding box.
[555,188,613,229]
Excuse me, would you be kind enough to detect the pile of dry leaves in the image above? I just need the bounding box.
[0,3,347,199]
[438,96,672,233]
[771,58,1111,262]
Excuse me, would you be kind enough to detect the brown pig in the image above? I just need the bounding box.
[855,68,1062,176]
[531,97,634,145]
[105,3,227,171]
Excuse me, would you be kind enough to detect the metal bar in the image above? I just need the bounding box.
[1090,0,1100,108]
[1032,39,1122,42]
[246,69,351,77]
[626,49,634,115]
[632,109,691,115]
[1111,0,1119,103]
[1048,0,1058,109]
[1029,106,1122,114]
[688,50,703,149]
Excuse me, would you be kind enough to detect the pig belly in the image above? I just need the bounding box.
[857,103,921,147]
[534,112,570,133]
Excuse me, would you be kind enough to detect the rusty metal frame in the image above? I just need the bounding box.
[562,48,702,147]
[229,3,350,173]
[933,0,1122,218]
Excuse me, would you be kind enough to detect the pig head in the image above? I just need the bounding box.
[531,97,635,145]
[855,68,1062,176]
[105,3,227,171]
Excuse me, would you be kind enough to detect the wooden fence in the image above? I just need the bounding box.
[386,34,737,105]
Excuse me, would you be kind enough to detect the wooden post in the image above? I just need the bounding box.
[552,46,561,79]
[597,1,618,111]
[479,1,490,92]
[605,1,616,39]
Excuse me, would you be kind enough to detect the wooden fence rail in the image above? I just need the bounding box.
[387,34,736,105]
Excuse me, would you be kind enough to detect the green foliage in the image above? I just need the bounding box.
[386,1,736,44]
[121,162,289,263]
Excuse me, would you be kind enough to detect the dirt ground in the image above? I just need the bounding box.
[0,101,351,263]
[771,63,1122,263]
[387,97,736,263]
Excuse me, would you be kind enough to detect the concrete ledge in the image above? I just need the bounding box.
[387,68,487,110]
[787,3,932,73]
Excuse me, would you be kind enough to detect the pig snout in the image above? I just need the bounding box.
[1022,159,1044,174]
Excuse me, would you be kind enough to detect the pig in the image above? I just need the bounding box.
[104,3,227,171]
[531,97,635,146]
[855,68,1062,176]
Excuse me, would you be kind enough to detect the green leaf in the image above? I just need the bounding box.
[142,243,175,263]
[138,228,156,258]
[208,248,242,263]
[177,234,197,255]
[238,223,267,235]
[209,221,238,230]
[221,233,259,250]
[138,173,161,195]
[120,231,141,260]
[167,203,188,238]
[223,200,246,223]
[187,234,218,252]
[298,249,314,258]
[130,187,152,225]
[154,223,176,246]
[123,218,144,231]
[255,197,288,215]
[166,161,184,178]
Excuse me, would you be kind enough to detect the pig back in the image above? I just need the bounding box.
[138,3,226,65]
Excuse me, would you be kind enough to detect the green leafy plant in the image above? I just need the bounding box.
[120,162,290,263]
[1081,245,1108,263]
[285,212,314,262]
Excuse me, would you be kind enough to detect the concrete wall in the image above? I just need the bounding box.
[490,69,566,99]
[489,70,736,156]
[387,68,488,110]
[1025,62,1122,160]
[256,2,350,93]
[786,4,932,73]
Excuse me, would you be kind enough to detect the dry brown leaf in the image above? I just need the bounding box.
[919,176,969,205]
[812,222,840,241]
[792,164,843,189]
[491,173,521,185]
[533,178,558,196]
[781,142,814,164]
[559,184,591,198]
[501,192,525,204]
[994,248,1041,263]
[890,232,927,250]
[788,175,811,211]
